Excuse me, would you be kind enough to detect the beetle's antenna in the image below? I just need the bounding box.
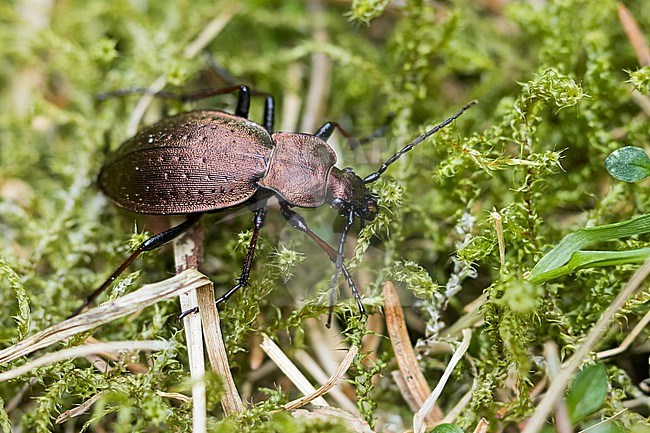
[363,101,476,184]
[327,211,355,328]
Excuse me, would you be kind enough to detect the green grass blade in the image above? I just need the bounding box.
[528,214,650,283]
[529,248,650,283]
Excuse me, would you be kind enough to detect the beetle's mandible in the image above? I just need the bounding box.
[72,85,475,324]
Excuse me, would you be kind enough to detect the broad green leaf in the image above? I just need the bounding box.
[566,363,607,423]
[605,146,650,182]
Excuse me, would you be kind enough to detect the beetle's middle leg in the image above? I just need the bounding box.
[217,206,268,304]
[178,206,268,320]
[279,203,366,326]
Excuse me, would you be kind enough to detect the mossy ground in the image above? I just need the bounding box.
[1,0,649,432]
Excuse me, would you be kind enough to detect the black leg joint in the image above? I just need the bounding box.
[235,85,251,119]
[263,95,275,133]
[314,122,336,140]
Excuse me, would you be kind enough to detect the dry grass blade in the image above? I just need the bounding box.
[283,345,358,411]
[0,269,209,365]
[294,350,358,413]
[56,390,108,424]
[413,329,472,433]
[260,333,328,407]
[597,307,650,359]
[197,283,244,414]
[383,281,443,422]
[617,2,650,67]
[174,222,207,433]
[0,340,170,382]
[473,417,490,433]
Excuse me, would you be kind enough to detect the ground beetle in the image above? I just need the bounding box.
[72,85,475,323]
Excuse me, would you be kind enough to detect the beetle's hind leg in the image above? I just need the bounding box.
[70,214,202,318]
[280,203,366,327]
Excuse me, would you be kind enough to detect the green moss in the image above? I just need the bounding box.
[1,0,650,431]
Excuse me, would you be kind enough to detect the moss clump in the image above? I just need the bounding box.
[1,0,649,432]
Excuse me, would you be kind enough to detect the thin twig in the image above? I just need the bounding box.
[413,329,472,433]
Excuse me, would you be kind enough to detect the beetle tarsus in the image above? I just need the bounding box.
[178,306,199,322]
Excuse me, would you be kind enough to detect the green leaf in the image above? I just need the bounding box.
[583,422,625,433]
[605,146,650,182]
[529,248,650,283]
[431,424,464,433]
[566,363,607,423]
[528,214,650,283]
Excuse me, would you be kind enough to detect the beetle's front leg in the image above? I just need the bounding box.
[279,203,366,326]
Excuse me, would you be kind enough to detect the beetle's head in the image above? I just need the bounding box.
[326,167,378,221]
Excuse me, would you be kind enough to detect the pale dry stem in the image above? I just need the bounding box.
[174,222,207,433]
[0,269,208,365]
[413,329,472,433]
[197,283,244,414]
[260,333,328,407]
[283,345,358,411]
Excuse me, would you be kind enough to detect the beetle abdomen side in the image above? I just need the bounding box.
[259,132,337,207]
[99,111,274,215]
